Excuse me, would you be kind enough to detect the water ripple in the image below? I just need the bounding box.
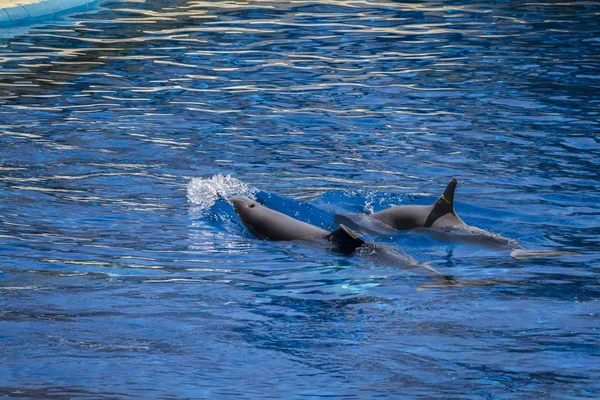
[1,0,599,398]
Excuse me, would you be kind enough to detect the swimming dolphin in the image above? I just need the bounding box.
[372,178,463,230]
[370,179,578,259]
[230,196,364,255]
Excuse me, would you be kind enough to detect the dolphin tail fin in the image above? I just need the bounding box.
[327,224,365,255]
[510,249,581,259]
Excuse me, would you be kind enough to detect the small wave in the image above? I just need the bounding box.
[187,174,257,211]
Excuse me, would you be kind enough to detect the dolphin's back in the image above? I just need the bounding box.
[371,179,464,230]
[231,198,368,254]
[371,205,432,230]
[245,206,329,241]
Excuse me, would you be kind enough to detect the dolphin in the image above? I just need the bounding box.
[229,196,364,255]
[369,179,578,259]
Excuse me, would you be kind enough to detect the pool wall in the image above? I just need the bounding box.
[0,0,97,26]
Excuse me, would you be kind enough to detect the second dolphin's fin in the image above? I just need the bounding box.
[327,224,365,255]
[425,178,458,227]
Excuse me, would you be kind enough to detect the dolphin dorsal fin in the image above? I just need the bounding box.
[327,224,365,255]
[438,178,457,208]
[424,178,458,227]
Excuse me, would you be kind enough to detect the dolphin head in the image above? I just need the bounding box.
[229,197,264,236]
[230,196,259,215]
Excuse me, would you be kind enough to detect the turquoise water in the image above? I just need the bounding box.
[1,1,599,398]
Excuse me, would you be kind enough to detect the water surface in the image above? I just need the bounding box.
[1,1,599,398]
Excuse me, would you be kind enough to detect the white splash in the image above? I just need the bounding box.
[363,191,378,214]
[187,174,257,211]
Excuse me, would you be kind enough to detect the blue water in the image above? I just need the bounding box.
[1,1,599,398]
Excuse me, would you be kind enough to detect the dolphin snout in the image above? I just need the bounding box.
[229,197,256,211]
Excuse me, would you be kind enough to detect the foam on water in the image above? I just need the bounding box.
[187,174,257,211]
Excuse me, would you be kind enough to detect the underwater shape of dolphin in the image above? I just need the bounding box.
[370,179,578,259]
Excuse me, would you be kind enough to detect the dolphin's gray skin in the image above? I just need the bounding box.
[230,197,364,255]
[370,179,578,259]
